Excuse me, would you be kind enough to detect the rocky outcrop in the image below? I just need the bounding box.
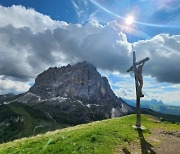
[19,61,134,124]
[29,62,116,101]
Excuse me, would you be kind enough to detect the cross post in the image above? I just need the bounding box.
[127,50,149,128]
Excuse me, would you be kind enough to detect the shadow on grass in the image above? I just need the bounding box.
[122,147,131,154]
[138,129,156,154]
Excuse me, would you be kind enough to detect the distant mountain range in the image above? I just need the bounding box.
[124,99,180,116]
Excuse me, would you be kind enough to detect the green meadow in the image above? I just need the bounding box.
[0,114,179,154]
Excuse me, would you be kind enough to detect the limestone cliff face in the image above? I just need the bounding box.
[29,61,117,102]
[19,61,134,124]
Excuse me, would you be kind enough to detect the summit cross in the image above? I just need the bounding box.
[127,50,149,127]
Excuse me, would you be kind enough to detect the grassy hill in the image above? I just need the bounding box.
[0,114,179,154]
[0,102,68,143]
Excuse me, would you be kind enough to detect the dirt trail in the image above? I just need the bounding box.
[151,129,180,154]
[118,128,180,154]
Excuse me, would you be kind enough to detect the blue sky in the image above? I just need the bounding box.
[1,0,180,42]
[0,0,80,23]
[0,0,180,105]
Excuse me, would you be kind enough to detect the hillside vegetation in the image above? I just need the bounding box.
[0,114,179,154]
[0,102,68,143]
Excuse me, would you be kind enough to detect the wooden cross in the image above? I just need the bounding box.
[127,50,149,127]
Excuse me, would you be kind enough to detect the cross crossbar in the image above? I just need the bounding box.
[127,57,149,72]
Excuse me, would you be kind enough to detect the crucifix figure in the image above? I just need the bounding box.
[137,62,145,97]
[127,50,149,128]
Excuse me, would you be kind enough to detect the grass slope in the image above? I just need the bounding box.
[0,102,68,143]
[0,114,179,154]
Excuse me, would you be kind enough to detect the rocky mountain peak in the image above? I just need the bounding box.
[19,61,133,124]
[29,61,117,101]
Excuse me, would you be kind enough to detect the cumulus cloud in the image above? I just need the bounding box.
[102,71,180,105]
[0,5,63,33]
[0,4,180,96]
[134,34,180,83]
[0,5,132,82]
[0,76,30,94]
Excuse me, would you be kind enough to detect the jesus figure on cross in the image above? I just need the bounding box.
[137,62,145,97]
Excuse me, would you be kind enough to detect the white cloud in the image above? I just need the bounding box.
[0,5,132,81]
[1,5,179,84]
[89,10,100,22]
[0,76,30,94]
[71,0,83,17]
[105,72,180,105]
[0,5,66,33]
[133,34,180,83]
[70,0,90,21]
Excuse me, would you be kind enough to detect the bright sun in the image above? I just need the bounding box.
[125,16,134,25]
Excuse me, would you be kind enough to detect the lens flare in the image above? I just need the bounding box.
[125,16,134,25]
